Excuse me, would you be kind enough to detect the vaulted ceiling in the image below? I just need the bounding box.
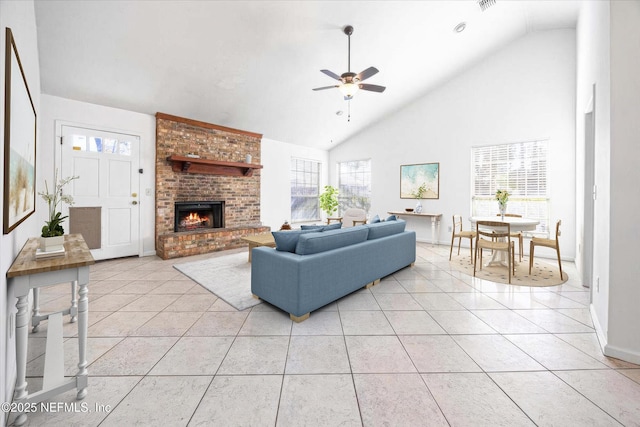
[34,0,581,150]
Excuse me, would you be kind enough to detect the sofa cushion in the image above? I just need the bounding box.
[366,219,406,240]
[272,229,315,252]
[295,227,369,255]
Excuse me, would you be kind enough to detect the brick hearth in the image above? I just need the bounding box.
[155,113,269,259]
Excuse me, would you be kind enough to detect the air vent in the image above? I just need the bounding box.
[478,0,496,12]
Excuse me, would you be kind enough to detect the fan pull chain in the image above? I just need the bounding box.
[348,100,351,122]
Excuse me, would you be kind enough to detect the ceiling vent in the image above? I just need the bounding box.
[478,0,496,12]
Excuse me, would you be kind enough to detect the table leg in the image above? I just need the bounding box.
[14,294,29,426]
[431,217,437,246]
[70,280,78,323]
[248,243,256,262]
[76,281,89,399]
[31,288,40,333]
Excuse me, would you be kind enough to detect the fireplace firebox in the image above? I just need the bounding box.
[174,201,224,232]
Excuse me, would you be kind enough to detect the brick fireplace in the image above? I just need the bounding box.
[155,113,269,259]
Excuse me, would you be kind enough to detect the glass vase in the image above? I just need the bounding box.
[499,203,506,220]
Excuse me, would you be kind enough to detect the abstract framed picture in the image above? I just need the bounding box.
[400,163,439,199]
[4,28,37,234]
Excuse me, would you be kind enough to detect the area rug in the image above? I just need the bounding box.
[173,252,260,311]
[449,254,568,287]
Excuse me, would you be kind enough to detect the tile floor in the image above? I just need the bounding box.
[10,243,640,426]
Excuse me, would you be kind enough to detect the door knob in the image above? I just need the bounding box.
[132,201,138,205]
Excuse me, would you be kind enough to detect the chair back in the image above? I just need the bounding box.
[555,220,562,239]
[476,220,511,240]
[452,215,463,233]
[342,208,366,227]
[495,213,522,218]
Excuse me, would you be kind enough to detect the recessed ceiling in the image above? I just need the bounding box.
[34,1,581,150]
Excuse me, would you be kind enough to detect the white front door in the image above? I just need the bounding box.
[60,125,140,260]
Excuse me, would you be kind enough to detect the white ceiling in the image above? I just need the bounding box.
[34,0,582,150]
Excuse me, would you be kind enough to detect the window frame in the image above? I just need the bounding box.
[337,158,372,215]
[471,139,550,236]
[290,157,321,223]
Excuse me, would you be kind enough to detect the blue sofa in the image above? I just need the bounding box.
[251,219,416,321]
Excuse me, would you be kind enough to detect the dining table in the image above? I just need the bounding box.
[469,216,540,266]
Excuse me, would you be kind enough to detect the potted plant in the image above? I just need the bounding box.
[319,185,339,218]
[413,182,427,213]
[38,170,79,252]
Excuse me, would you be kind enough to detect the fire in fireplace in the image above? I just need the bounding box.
[174,201,224,232]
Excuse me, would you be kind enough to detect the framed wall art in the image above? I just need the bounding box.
[400,163,439,199]
[4,27,37,233]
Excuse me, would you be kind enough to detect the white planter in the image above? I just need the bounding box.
[40,235,64,252]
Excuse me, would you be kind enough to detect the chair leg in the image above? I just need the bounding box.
[519,235,523,262]
[529,242,534,274]
[449,234,455,260]
[556,246,563,279]
[469,237,474,263]
[473,245,478,276]
[457,237,462,255]
[507,246,512,284]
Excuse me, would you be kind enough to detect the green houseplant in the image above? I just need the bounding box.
[38,170,78,251]
[319,185,339,217]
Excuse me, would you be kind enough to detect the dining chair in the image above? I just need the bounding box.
[496,213,524,262]
[529,219,563,279]
[449,215,476,262]
[474,221,515,284]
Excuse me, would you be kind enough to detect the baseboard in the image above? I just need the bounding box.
[604,343,640,365]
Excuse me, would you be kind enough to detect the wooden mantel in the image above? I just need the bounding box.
[166,155,263,177]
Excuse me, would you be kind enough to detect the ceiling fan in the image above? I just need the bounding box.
[312,25,386,100]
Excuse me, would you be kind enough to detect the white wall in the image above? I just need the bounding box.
[606,0,640,364]
[260,138,329,230]
[575,0,611,351]
[39,95,157,256]
[0,1,41,423]
[330,30,576,256]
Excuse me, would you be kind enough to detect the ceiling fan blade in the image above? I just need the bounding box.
[356,67,379,82]
[312,85,339,91]
[359,83,386,93]
[320,69,342,81]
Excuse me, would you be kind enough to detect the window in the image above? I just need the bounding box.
[471,140,549,235]
[290,158,320,222]
[70,134,132,156]
[338,159,371,213]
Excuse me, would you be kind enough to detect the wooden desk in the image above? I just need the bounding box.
[241,234,275,262]
[7,234,94,426]
[388,211,443,245]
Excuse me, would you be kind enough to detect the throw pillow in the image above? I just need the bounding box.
[371,214,381,223]
[386,215,397,221]
[272,229,314,252]
[301,225,325,231]
[323,222,343,231]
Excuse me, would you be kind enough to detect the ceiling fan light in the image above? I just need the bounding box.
[339,83,359,99]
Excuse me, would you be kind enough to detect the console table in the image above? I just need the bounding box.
[6,234,94,426]
[388,211,442,245]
